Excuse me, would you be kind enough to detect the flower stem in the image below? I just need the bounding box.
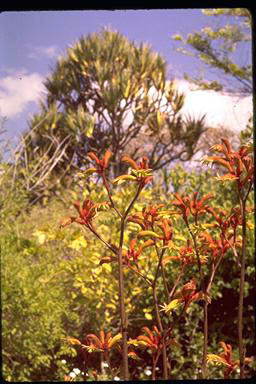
[186,221,208,379]
[117,184,143,380]
[238,197,247,379]
[152,248,168,379]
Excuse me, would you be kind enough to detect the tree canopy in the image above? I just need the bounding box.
[16,29,207,203]
[172,8,252,94]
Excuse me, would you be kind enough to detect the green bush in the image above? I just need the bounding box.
[1,157,255,380]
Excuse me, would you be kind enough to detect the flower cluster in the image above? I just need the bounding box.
[113,156,152,187]
[86,150,112,176]
[129,326,178,352]
[172,192,214,223]
[203,138,254,191]
[128,204,165,230]
[123,238,154,266]
[60,199,110,229]
[207,341,252,379]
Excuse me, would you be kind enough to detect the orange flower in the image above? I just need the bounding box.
[66,330,122,362]
[157,219,173,246]
[205,205,248,238]
[73,199,97,226]
[203,139,254,190]
[60,199,109,229]
[172,192,213,223]
[179,239,206,265]
[199,231,235,260]
[86,150,112,175]
[128,204,164,230]
[137,326,163,351]
[124,238,154,266]
[121,155,153,187]
[207,341,252,378]
[135,326,178,352]
[205,206,230,234]
[84,330,122,360]
[173,279,204,310]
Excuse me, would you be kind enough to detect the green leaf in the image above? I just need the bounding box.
[65,337,82,345]
[83,168,98,176]
[160,299,182,313]
[112,175,137,184]
[68,236,87,251]
[124,79,131,98]
[172,34,183,41]
[131,169,152,178]
[207,354,229,366]
[108,333,122,348]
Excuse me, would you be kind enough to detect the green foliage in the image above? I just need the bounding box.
[172,8,252,94]
[240,116,253,146]
[1,233,77,381]
[0,163,29,231]
[2,142,255,380]
[16,29,207,204]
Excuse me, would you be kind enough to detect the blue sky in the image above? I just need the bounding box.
[0,9,252,150]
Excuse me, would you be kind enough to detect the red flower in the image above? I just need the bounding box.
[60,199,109,229]
[203,138,254,190]
[86,149,112,175]
[157,219,173,246]
[124,238,154,266]
[135,326,178,351]
[207,341,252,378]
[137,326,162,351]
[173,279,204,311]
[85,330,122,354]
[121,155,153,187]
[172,192,213,223]
[128,204,164,230]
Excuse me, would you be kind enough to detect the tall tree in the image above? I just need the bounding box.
[172,8,252,94]
[17,29,206,202]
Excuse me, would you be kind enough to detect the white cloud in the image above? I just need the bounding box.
[28,45,59,60]
[116,79,252,136]
[173,79,252,132]
[0,69,45,118]
[0,70,251,134]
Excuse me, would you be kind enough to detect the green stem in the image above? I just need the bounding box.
[127,264,152,286]
[152,248,168,379]
[118,221,129,380]
[117,184,143,380]
[87,225,118,255]
[238,197,247,379]
[186,221,208,379]
[152,354,157,381]
[102,173,122,218]
[186,222,204,289]
[201,259,223,379]
[152,286,168,379]
[169,264,185,299]
[153,238,169,299]
[236,177,252,379]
